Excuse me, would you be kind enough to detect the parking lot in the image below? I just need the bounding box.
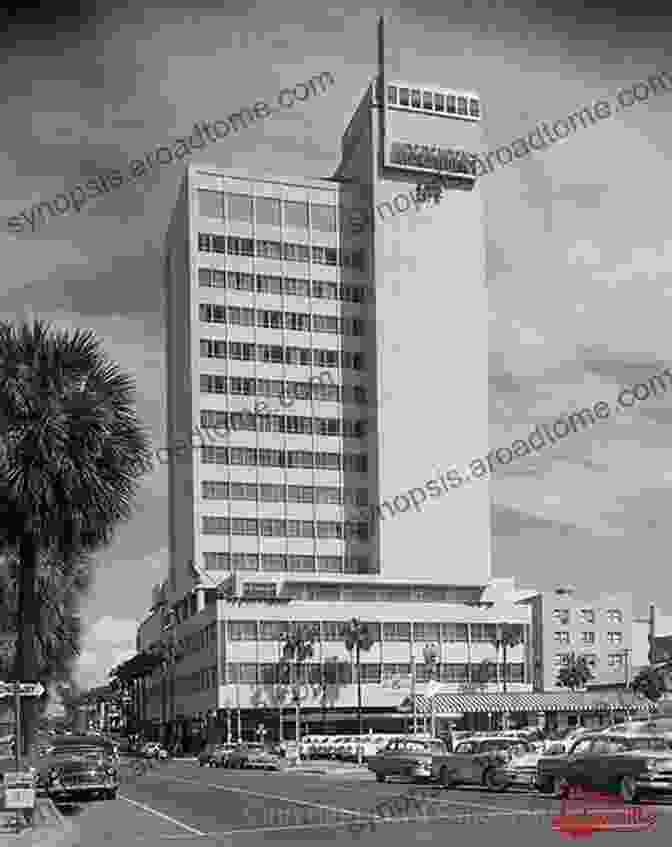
[59,757,672,847]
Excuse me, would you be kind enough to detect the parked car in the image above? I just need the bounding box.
[141,743,169,760]
[227,743,282,770]
[430,736,535,790]
[494,739,564,790]
[367,736,448,783]
[536,732,672,802]
[198,743,219,767]
[211,744,237,767]
[36,735,119,802]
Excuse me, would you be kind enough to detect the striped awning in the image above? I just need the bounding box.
[398,691,655,716]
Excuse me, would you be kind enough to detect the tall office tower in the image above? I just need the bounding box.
[164,170,374,597]
[334,19,491,583]
[163,18,490,596]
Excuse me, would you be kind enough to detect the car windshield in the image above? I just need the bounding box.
[629,737,672,751]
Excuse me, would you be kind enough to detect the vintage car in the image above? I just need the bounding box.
[37,735,119,802]
[431,736,535,789]
[227,743,282,770]
[367,736,447,783]
[494,739,565,790]
[536,733,672,802]
[210,743,238,767]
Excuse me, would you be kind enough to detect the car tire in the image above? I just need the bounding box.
[483,769,499,791]
[553,776,569,798]
[536,778,553,794]
[439,766,454,788]
[620,775,639,804]
[376,773,386,783]
[105,789,117,800]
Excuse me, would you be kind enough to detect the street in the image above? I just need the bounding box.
[57,758,672,847]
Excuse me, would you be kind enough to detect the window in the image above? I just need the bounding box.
[311,204,336,232]
[552,609,570,625]
[607,631,623,645]
[445,94,456,113]
[470,623,497,643]
[581,631,595,644]
[387,85,397,104]
[256,240,282,260]
[243,582,277,599]
[582,653,598,667]
[227,194,253,223]
[255,197,281,227]
[259,621,289,641]
[608,654,625,668]
[554,631,570,643]
[413,622,441,642]
[411,89,421,107]
[383,622,411,642]
[579,609,595,624]
[227,621,257,641]
[284,200,308,229]
[423,91,433,110]
[457,96,468,115]
[434,92,445,112]
[469,98,480,118]
[606,609,623,623]
[198,190,224,219]
[438,623,467,642]
[554,653,570,667]
[399,87,409,106]
[359,664,381,684]
[322,621,346,641]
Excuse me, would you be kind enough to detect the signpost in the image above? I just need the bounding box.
[0,681,44,832]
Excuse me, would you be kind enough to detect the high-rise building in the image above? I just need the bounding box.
[139,19,536,747]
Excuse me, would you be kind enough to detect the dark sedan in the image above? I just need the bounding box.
[37,735,119,802]
[537,733,672,802]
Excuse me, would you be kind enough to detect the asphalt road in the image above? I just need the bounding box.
[57,758,672,847]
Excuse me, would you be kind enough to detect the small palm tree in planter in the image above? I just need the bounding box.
[491,624,524,693]
[281,624,317,763]
[344,618,374,764]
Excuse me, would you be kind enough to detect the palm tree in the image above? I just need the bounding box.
[0,549,92,685]
[630,664,669,703]
[344,618,373,763]
[281,625,316,761]
[0,320,153,754]
[491,624,524,693]
[556,653,594,691]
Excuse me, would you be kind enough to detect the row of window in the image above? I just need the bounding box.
[224,662,523,685]
[554,653,626,669]
[202,481,369,505]
[165,661,521,692]
[552,608,623,625]
[198,234,365,272]
[223,620,525,643]
[554,631,623,645]
[200,446,367,472]
[197,192,337,232]
[202,516,370,540]
[198,269,368,304]
[203,553,371,573]
[200,339,365,371]
[199,303,365,337]
[387,84,480,119]
[199,412,367,439]
[200,374,367,404]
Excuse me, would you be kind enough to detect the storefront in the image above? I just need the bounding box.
[399,691,654,733]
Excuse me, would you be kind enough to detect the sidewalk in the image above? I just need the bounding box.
[0,797,79,845]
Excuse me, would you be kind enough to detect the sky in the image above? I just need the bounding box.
[1,0,671,689]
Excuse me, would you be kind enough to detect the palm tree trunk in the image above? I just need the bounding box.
[15,533,40,756]
[503,644,508,693]
[356,644,363,764]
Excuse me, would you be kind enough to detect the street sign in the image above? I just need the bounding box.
[3,772,36,809]
[0,682,45,698]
